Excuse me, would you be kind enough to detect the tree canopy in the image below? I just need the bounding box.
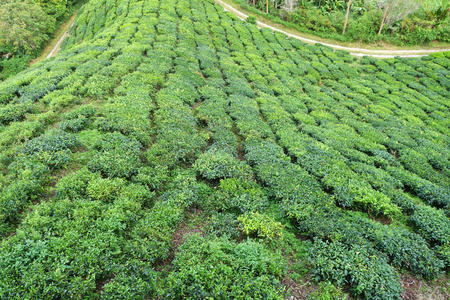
[0,1,53,53]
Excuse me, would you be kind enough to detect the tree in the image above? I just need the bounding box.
[0,1,53,53]
[34,0,69,20]
[374,0,422,35]
[282,0,298,21]
[343,0,352,34]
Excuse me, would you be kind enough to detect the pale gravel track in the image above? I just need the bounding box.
[215,0,450,58]
[46,21,75,59]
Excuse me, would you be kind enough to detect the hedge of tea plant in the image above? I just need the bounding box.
[0,0,448,298]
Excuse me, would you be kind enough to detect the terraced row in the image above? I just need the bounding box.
[0,0,448,298]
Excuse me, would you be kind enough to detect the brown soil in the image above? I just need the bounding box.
[282,276,318,300]
[401,274,450,300]
[155,209,207,272]
[171,209,207,252]
[95,275,115,295]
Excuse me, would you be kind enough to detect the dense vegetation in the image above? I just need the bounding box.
[235,0,450,45]
[0,0,83,81]
[0,0,449,298]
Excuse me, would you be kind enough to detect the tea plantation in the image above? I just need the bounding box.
[0,0,449,298]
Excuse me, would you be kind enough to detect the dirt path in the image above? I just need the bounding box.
[30,13,77,66]
[46,21,75,59]
[215,0,450,58]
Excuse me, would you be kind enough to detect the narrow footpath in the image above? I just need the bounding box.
[31,12,77,65]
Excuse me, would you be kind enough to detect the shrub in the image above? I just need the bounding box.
[18,130,80,168]
[88,132,142,178]
[56,167,101,200]
[59,117,91,132]
[132,165,169,190]
[310,239,403,300]
[60,105,97,132]
[299,211,445,279]
[246,16,257,24]
[206,213,241,239]
[0,56,31,81]
[396,17,438,45]
[146,107,206,167]
[127,201,185,263]
[0,103,34,125]
[210,178,268,214]
[388,167,450,208]
[41,90,82,109]
[164,235,286,299]
[238,212,284,240]
[0,197,131,299]
[100,260,157,300]
[194,149,253,180]
[86,177,126,202]
[0,158,50,235]
[435,243,450,267]
[20,130,80,155]
[410,205,450,246]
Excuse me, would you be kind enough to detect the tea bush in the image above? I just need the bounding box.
[0,0,448,298]
[88,132,142,178]
[194,149,253,180]
[164,235,286,299]
[311,239,403,300]
[238,212,284,240]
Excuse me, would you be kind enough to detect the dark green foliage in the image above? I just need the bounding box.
[19,130,79,155]
[299,211,445,280]
[132,165,170,190]
[128,201,185,263]
[209,178,268,214]
[410,205,450,247]
[0,0,449,298]
[389,167,450,209]
[146,106,206,167]
[100,260,157,299]
[0,103,34,125]
[88,132,142,178]
[244,139,331,220]
[0,158,50,235]
[0,195,154,299]
[311,239,403,300]
[246,16,257,24]
[0,56,31,81]
[41,90,82,109]
[164,235,286,299]
[60,105,96,132]
[194,149,253,180]
[435,244,450,267]
[56,167,100,200]
[18,130,80,168]
[206,213,241,239]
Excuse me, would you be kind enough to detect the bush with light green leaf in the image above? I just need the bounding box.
[238,212,284,240]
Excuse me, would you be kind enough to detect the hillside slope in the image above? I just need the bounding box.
[0,0,449,298]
